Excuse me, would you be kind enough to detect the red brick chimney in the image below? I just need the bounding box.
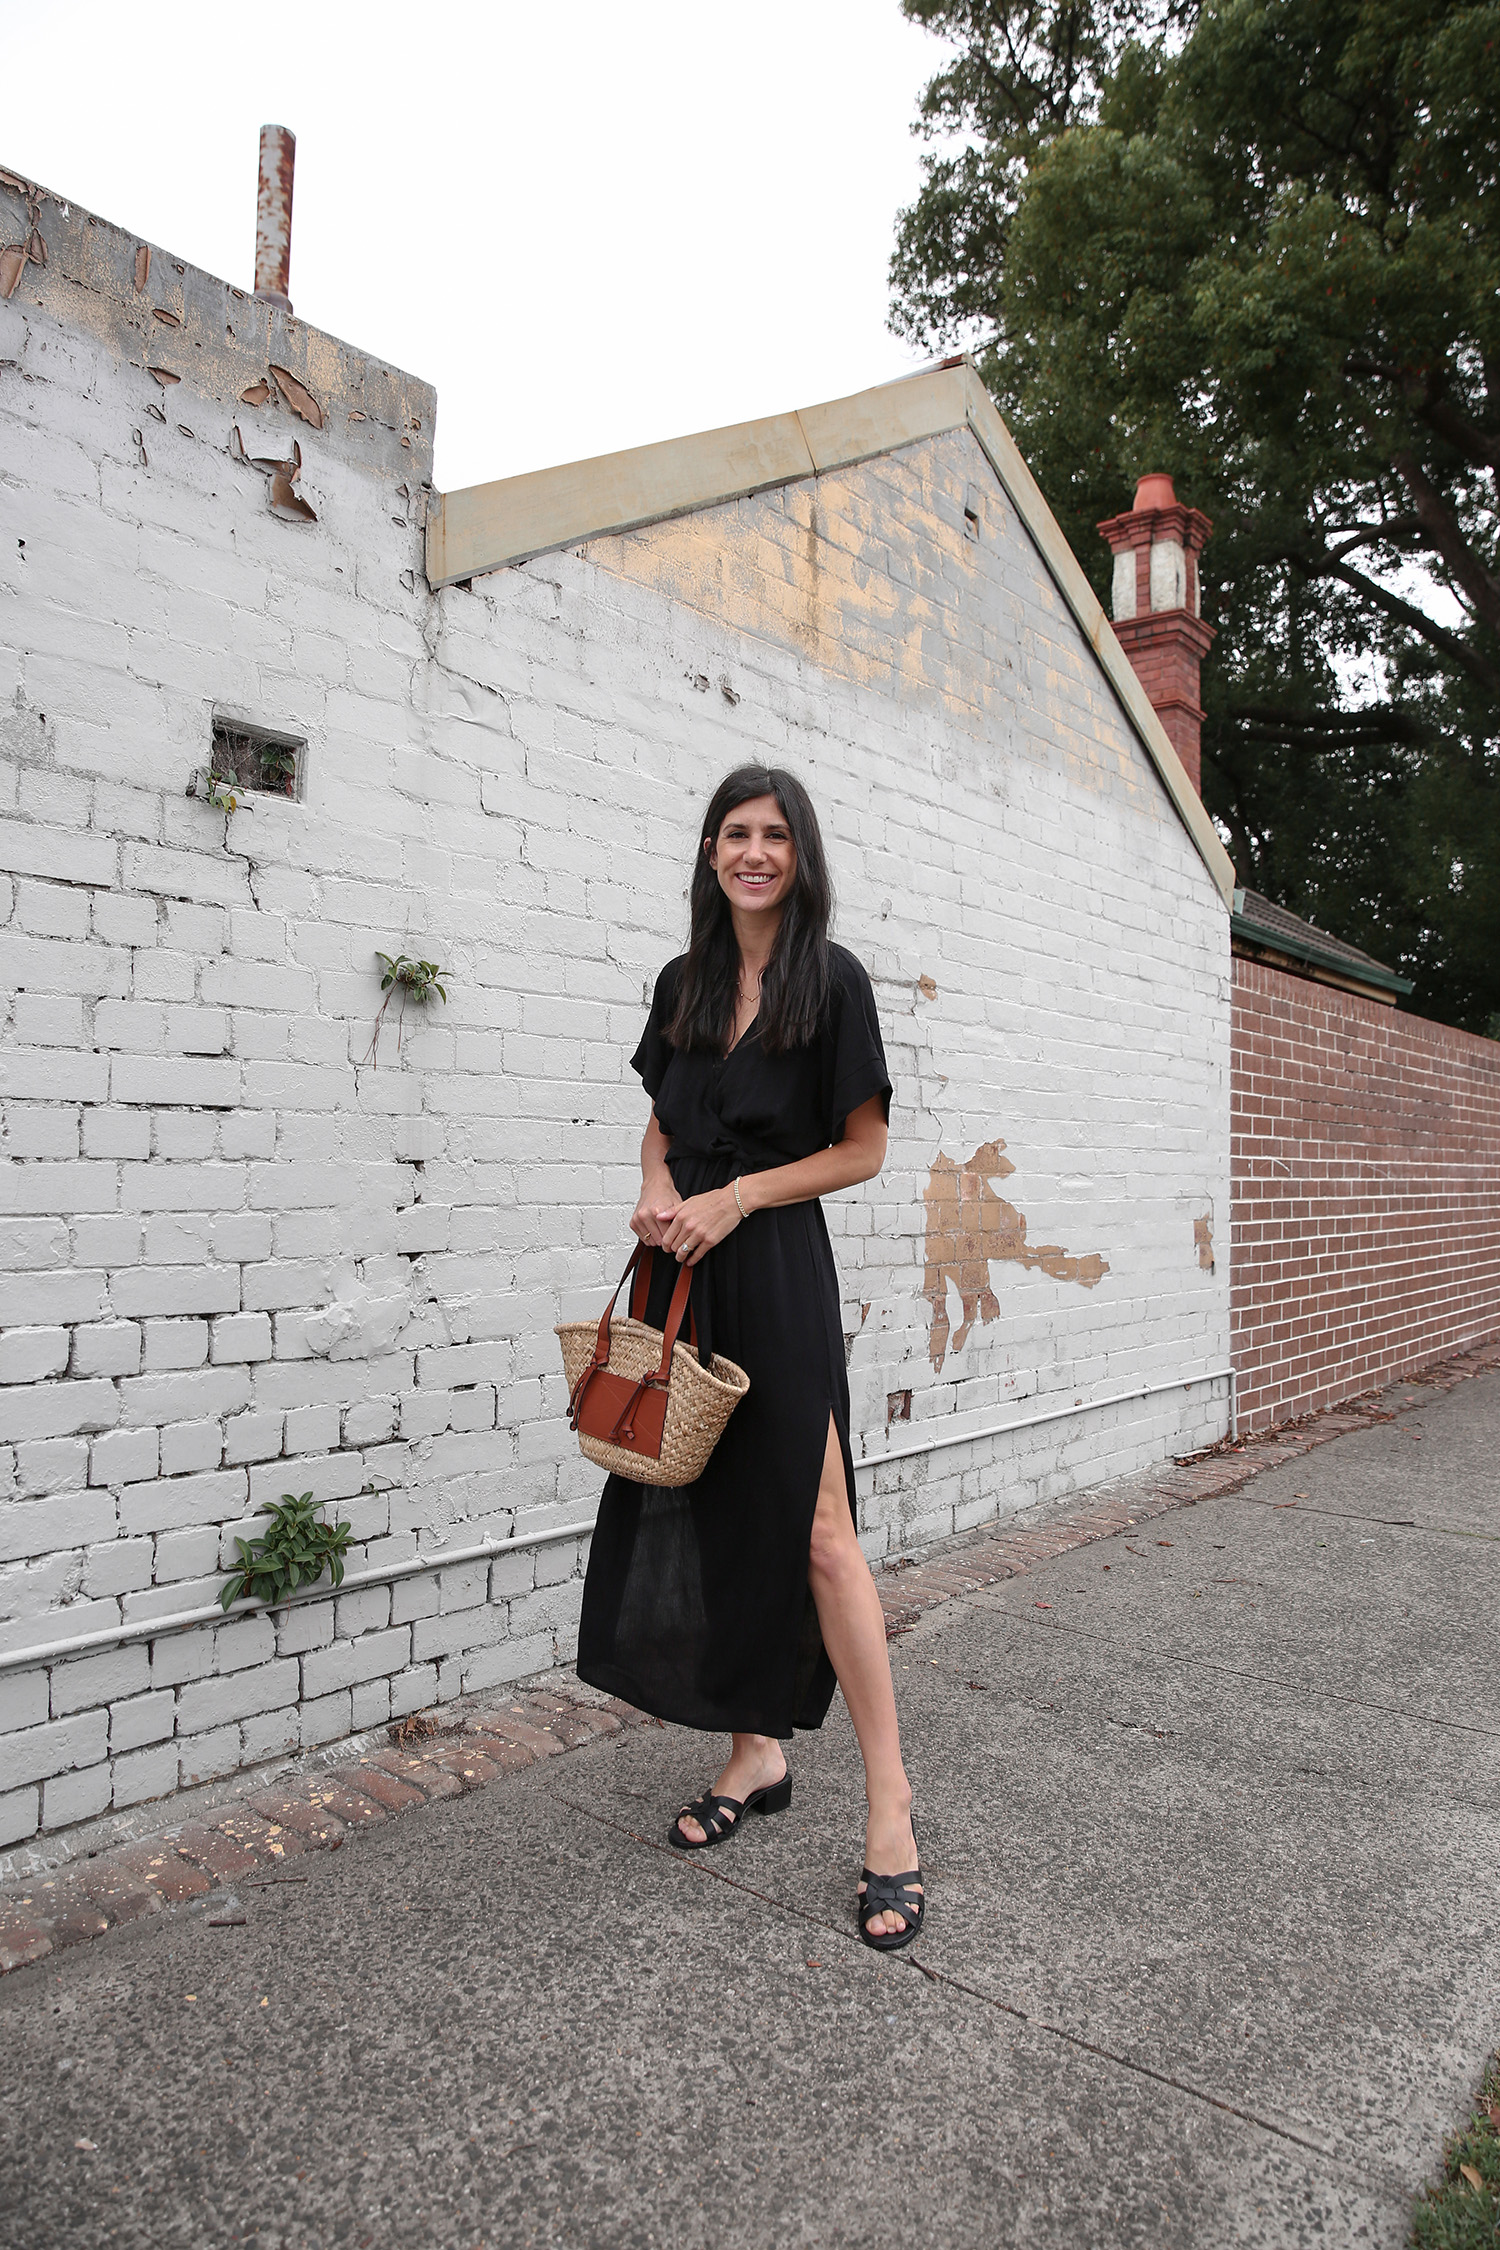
[1097,474,1214,794]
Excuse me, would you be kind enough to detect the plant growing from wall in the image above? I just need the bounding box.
[219,1492,353,1611]
[361,950,449,1068]
[187,767,255,814]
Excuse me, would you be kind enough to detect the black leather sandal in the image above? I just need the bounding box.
[857,1813,925,1951]
[668,1772,792,1851]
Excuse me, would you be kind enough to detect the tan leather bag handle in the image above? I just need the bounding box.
[569,1247,694,1440]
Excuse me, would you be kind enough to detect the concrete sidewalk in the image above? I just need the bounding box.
[1,1371,1496,2249]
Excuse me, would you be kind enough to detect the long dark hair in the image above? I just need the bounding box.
[665,765,833,1054]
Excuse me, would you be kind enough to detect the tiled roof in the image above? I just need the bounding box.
[1231,888,1413,997]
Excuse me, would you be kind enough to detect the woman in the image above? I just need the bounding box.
[576,765,923,1948]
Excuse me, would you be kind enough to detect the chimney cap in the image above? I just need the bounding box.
[1131,472,1177,512]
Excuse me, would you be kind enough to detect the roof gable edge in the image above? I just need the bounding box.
[961,369,1236,909]
[425,365,972,588]
[425,357,1236,908]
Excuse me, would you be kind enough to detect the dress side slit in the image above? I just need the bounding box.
[576,944,892,1739]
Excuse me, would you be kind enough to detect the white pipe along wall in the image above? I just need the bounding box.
[0,166,1232,1844]
[0,1367,1237,1678]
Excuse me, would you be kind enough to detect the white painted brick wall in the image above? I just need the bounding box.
[0,173,1230,1848]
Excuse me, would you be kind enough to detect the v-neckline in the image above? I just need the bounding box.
[723,1013,759,1061]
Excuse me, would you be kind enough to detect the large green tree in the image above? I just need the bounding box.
[892,0,1500,1032]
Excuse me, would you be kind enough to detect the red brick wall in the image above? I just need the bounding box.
[1111,610,1213,794]
[1232,959,1500,1429]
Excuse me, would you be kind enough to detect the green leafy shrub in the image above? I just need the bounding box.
[219,1492,353,1611]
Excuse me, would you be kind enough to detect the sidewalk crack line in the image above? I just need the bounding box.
[561,1798,1376,2178]
[969,1610,1500,1738]
[1243,1498,1498,1542]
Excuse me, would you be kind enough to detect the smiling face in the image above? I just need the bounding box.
[707,793,797,921]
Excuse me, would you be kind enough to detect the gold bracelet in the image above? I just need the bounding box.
[732,1176,748,1219]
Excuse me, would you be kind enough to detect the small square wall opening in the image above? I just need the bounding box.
[210,717,305,799]
[887,1389,912,1425]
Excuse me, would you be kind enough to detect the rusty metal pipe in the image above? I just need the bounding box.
[255,123,295,309]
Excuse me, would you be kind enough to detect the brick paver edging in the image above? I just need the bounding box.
[2,1336,1495,1978]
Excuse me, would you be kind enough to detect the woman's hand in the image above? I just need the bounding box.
[630,1169,681,1248]
[658,1185,742,1266]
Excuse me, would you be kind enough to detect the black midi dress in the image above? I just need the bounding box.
[575,944,892,1738]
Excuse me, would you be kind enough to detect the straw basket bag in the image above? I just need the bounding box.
[555,1245,749,1487]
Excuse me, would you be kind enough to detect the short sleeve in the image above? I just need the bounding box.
[629,958,683,1101]
[827,950,892,1145]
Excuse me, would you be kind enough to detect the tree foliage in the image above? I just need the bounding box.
[893,0,1500,1032]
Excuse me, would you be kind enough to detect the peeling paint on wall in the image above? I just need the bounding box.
[269,364,324,430]
[922,1139,1109,1371]
[0,173,434,490]
[229,426,318,523]
[0,170,46,301]
[1194,1216,1215,1272]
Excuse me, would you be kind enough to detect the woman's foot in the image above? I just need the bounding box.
[673,1736,787,1847]
[859,1797,921,1939]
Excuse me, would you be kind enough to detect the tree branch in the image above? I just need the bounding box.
[1418,392,1500,478]
[1390,449,1500,632]
[1307,552,1500,694]
[1231,701,1424,747]
[1346,353,1500,499]
[1324,519,1424,562]
[1344,352,1402,384]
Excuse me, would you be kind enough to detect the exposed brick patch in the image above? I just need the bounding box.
[245,1795,347,1851]
[444,1725,535,1775]
[3,1352,1491,1982]
[72,1866,158,1928]
[48,1902,111,1951]
[364,1749,465,1803]
[349,1766,425,1816]
[112,1841,213,1907]
[466,1714,567,1762]
[425,1744,503,1792]
[172,1821,260,1883]
[519,1695,623,1746]
[0,1920,53,1973]
[212,1809,307,1866]
[305,1784,386,1833]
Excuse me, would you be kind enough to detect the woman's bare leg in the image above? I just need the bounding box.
[807,1417,919,1936]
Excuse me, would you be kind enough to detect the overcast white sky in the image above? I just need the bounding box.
[5,2,954,494]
